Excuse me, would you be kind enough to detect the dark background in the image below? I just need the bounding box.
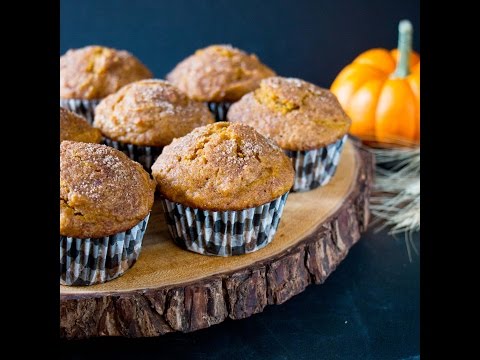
[60,0,420,88]
[60,1,420,359]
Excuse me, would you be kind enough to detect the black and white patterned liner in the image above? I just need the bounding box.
[60,214,150,286]
[161,193,289,256]
[207,101,232,122]
[103,137,162,171]
[285,135,347,192]
[60,98,101,125]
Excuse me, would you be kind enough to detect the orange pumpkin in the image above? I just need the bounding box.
[331,20,420,147]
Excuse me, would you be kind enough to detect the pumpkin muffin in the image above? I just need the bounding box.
[60,107,102,143]
[151,122,294,256]
[60,45,152,124]
[166,45,275,121]
[94,79,215,170]
[60,141,156,286]
[228,76,351,191]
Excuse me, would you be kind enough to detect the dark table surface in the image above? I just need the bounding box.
[61,228,419,360]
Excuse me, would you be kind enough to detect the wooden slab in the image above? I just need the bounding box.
[60,140,374,339]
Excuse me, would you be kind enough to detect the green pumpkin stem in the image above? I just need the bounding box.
[393,20,413,78]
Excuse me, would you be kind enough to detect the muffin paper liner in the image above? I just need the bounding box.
[161,192,289,256]
[60,214,150,286]
[103,137,162,171]
[285,135,347,192]
[207,101,232,122]
[60,98,101,125]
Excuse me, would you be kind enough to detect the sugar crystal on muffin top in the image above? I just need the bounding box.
[151,122,294,211]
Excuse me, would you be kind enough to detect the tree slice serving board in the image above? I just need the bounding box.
[60,140,374,339]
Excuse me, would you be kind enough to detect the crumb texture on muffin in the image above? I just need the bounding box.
[227,77,351,151]
[60,141,156,238]
[60,45,152,100]
[151,122,294,211]
[166,45,275,102]
[60,107,102,143]
[93,79,215,146]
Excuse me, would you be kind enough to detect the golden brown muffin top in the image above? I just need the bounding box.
[60,45,152,100]
[151,122,294,211]
[227,77,351,151]
[60,107,102,144]
[166,45,275,102]
[93,79,215,147]
[60,141,156,238]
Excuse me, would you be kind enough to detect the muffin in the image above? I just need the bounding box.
[227,77,351,192]
[60,107,102,143]
[94,79,215,170]
[60,45,152,124]
[151,122,294,256]
[166,45,275,121]
[60,141,156,286]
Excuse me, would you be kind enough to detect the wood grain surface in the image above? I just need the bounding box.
[60,140,374,339]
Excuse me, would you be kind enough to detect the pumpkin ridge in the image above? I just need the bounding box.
[349,77,386,139]
[330,20,420,147]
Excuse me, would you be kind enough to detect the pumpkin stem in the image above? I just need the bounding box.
[393,20,413,78]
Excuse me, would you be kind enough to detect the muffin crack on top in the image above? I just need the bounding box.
[60,191,85,218]
[253,82,331,115]
[227,76,352,151]
[151,122,294,211]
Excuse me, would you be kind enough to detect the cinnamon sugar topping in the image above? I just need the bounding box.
[151,122,294,211]
[60,141,155,238]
